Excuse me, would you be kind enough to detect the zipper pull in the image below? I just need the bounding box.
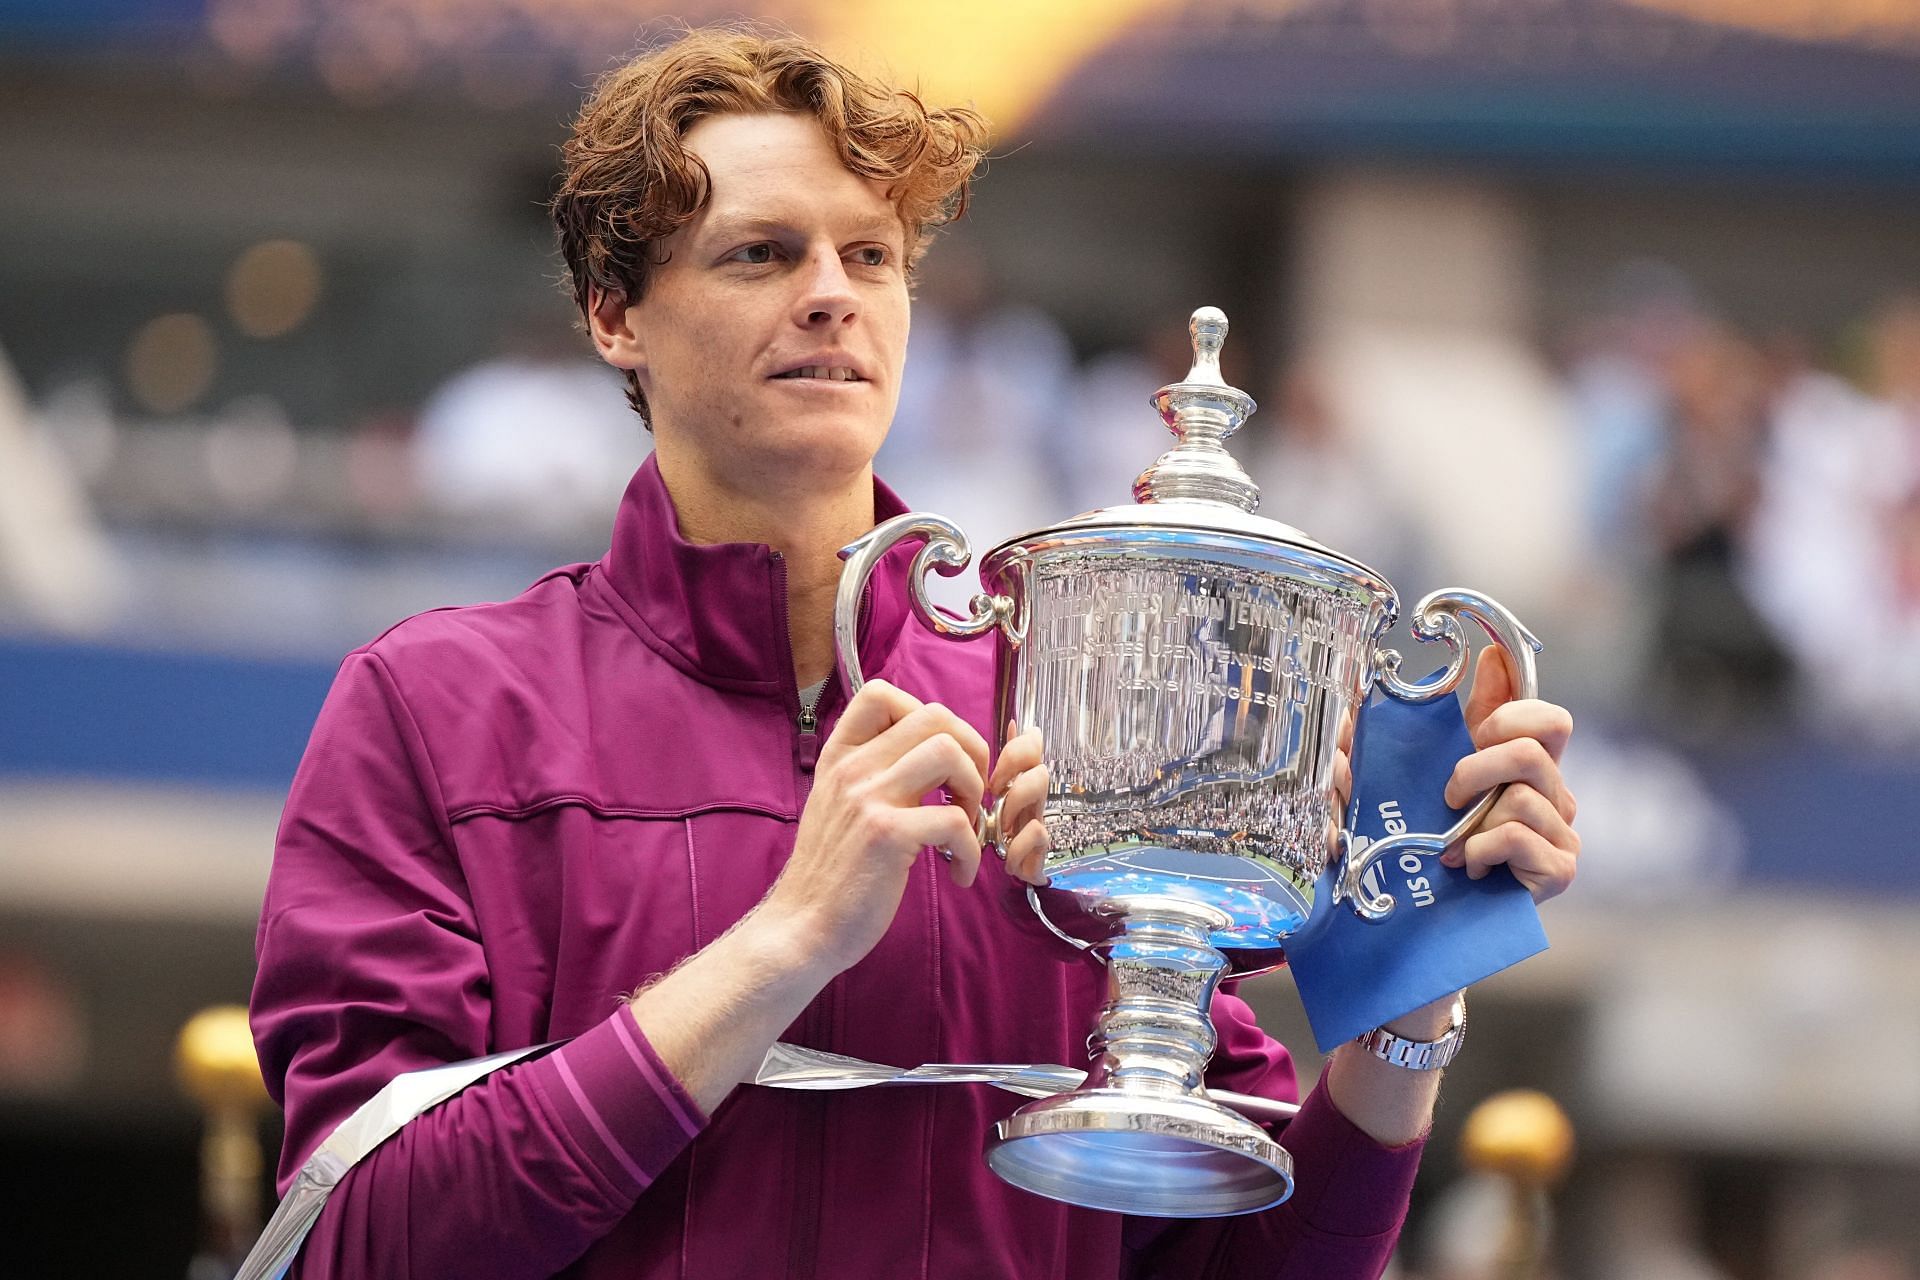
[795,706,820,772]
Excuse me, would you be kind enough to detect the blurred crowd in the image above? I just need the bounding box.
[878,257,1920,752]
[6,258,1920,749]
[1558,267,1920,748]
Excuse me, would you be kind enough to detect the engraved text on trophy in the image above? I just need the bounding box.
[1024,553,1374,872]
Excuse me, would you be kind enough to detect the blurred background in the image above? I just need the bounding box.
[3,0,1919,1275]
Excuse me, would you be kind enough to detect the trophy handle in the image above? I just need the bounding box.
[1026,884,1101,955]
[834,512,1021,692]
[836,513,1023,852]
[1336,588,1543,922]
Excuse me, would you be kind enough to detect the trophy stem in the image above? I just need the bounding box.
[986,895,1295,1218]
[1087,900,1229,1099]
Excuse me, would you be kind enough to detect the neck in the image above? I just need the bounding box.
[655,448,875,690]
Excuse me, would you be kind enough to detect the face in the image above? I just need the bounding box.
[594,111,911,493]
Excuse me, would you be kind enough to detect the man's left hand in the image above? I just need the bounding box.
[989,724,1052,886]
[1441,645,1579,903]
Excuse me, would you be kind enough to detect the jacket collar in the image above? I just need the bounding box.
[597,454,918,694]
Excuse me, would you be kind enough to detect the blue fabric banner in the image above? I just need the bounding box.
[1284,685,1550,1053]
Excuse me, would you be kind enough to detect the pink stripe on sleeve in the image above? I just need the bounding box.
[613,1007,704,1138]
[553,1052,648,1185]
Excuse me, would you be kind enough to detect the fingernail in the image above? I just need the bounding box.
[994,845,1008,861]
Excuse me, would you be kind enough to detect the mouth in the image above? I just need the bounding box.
[770,363,868,384]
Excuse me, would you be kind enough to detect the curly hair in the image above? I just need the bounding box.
[551,27,991,421]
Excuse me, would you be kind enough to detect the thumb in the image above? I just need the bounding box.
[1461,644,1515,739]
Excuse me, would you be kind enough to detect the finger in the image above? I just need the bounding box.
[894,805,983,889]
[1443,737,1575,818]
[997,764,1050,844]
[1004,819,1052,886]
[876,734,986,823]
[1460,644,1517,737]
[989,724,1043,796]
[826,679,922,755]
[1490,782,1578,849]
[1455,822,1578,903]
[1333,746,1353,813]
[1440,784,1575,865]
[853,702,992,792]
[1470,698,1574,762]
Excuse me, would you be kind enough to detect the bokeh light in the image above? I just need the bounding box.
[125,313,218,415]
[224,240,323,340]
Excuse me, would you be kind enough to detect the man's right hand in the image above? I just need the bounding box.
[763,679,991,975]
[630,679,990,1111]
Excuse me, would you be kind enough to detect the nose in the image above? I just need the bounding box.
[792,245,858,329]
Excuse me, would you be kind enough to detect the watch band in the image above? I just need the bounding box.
[1355,994,1467,1071]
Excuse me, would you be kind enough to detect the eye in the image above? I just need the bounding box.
[852,245,890,268]
[729,243,777,265]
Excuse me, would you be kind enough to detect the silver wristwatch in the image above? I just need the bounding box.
[1355,994,1467,1071]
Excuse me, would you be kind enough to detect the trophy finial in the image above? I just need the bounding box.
[1188,306,1229,376]
[1135,306,1260,511]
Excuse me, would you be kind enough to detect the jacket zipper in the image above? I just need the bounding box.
[773,550,826,1280]
[772,550,878,1280]
[796,695,820,766]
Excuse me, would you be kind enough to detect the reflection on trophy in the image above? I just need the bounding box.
[836,307,1541,1217]
[177,1004,272,1280]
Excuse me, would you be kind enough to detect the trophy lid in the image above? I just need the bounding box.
[991,307,1391,598]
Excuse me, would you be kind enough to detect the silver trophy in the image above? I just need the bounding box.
[834,307,1540,1218]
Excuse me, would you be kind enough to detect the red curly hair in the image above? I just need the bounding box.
[551,27,991,421]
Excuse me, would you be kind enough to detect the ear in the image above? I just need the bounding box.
[587,286,647,376]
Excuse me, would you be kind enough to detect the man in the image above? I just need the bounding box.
[252,28,1580,1279]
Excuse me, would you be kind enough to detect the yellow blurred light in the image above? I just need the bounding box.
[126,313,218,415]
[812,0,1182,136]
[1459,1089,1576,1186]
[175,1005,270,1111]
[226,239,323,340]
[217,0,1249,137]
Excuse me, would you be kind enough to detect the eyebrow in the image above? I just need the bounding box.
[700,213,904,246]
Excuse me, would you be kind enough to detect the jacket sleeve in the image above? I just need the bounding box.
[1123,988,1424,1280]
[251,651,707,1279]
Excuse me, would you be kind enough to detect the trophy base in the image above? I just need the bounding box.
[985,1088,1294,1217]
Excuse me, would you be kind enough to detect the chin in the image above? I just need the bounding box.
[756,415,886,481]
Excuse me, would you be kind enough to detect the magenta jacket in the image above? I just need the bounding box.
[251,457,1424,1279]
